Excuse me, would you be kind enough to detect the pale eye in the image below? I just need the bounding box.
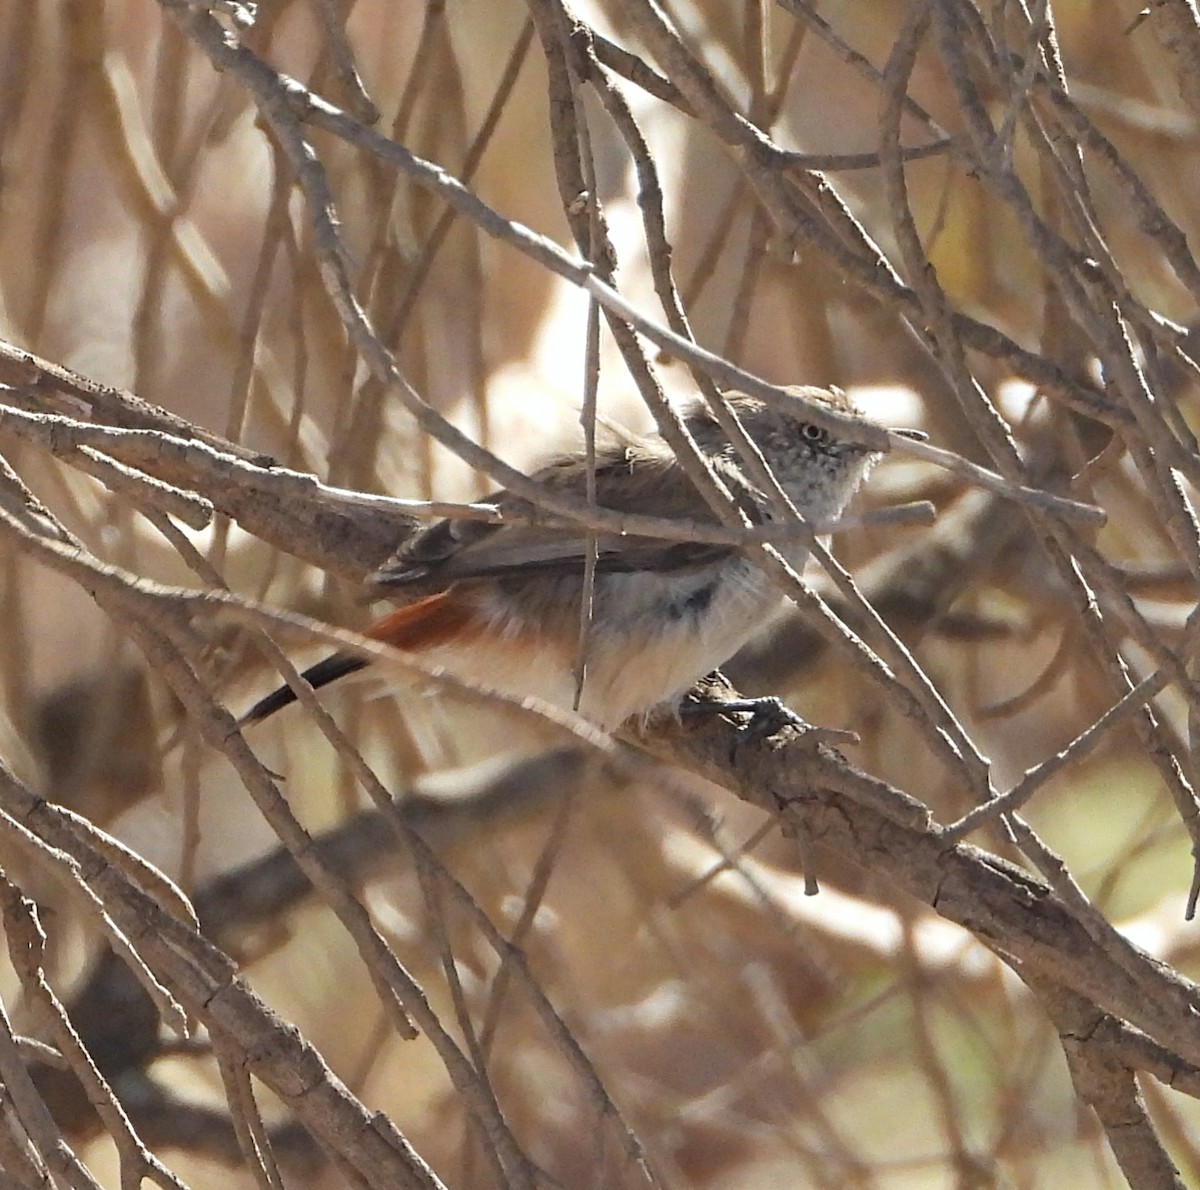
[801,423,828,444]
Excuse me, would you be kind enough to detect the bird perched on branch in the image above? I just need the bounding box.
[243,387,909,732]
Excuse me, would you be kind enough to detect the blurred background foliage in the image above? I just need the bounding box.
[1,0,1200,1187]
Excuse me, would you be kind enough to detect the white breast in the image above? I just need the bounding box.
[398,559,787,730]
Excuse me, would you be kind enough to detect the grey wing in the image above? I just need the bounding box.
[371,444,753,592]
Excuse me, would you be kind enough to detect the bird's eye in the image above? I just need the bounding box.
[801,423,828,443]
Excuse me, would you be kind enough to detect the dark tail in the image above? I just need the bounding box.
[240,652,369,726]
[240,593,466,727]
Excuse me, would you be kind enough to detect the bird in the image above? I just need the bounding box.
[241,387,907,733]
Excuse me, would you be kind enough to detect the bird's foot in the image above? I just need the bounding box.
[681,675,857,747]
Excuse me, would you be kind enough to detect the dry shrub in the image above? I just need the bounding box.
[1,2,1199,1188]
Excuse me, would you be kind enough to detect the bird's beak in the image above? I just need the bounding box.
[890,427,928,442]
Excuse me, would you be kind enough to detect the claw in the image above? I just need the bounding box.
[680,690,857,746]
[679,671,858,746]
[718,696,810,744]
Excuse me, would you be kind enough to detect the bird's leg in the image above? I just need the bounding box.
[679,671,857,746]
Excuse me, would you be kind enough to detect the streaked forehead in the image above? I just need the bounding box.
[713,386,867,426]
[779,384,862,417]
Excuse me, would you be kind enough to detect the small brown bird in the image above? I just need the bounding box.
[243,388,903,732]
